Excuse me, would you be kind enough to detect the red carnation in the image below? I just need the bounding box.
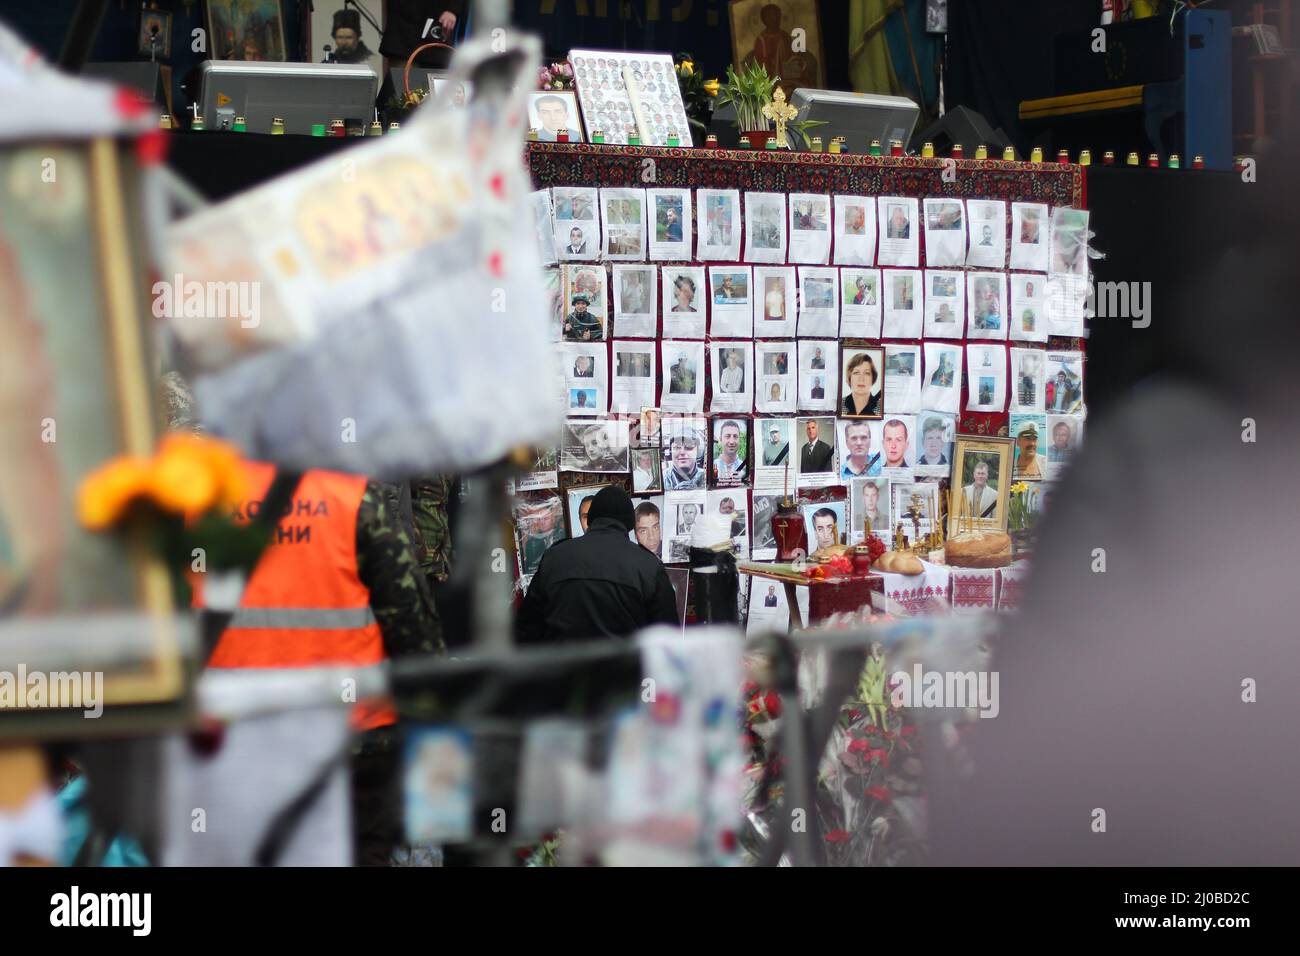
[847,737,869,754]
[719,830,737,852]
[864,725,878,735]
[824,829,851,843]
[764,690,783,717]
[866,786,893,803]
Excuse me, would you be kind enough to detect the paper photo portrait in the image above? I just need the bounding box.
[1009,347,1047,414]
[890,480,941,547]
[1045,414,1084,478]
[697,188,742,260]
[804,500,847,552]
[754,418,794,490]
[921,342,962,413]
[753,265,796,337]
[710,341,754,414]
[562,264,607,342]
[915,410,957,478]
[528,90,582,141]
[600,187,647,261]
[797,339,838,413]
[612,264,658,338]
[923,198,966,267]
[882,268,923,338]
[1009,202,1049,272]
[838,418,882,481]
[637,407,662,447]
[660,339,705,412]
[795,415,838,489]
[839,347,884,419]
[710,417,750,487]
[611,341,657,414]
[1045,351,1085,414]
[1010,412,1048,481]
[788,193,832,264]
[884,343,923,414]
[542,267,564,343]
[707,489,750,557]
[965,199,1007,269]
[923,269,965,339]
[514,492,567,577]
[552,186,600,261]
[876,196,920,267]
[1009,272,1048,343]
[796,266,840,337]
[647,187,692,261]
[751,492,783,559]
[660,415,708,491]
[561,419,630,474]
[966,271,1008,340]
[965,344,1008,412]
[708,265,754,338]
[661,265,706,338]
[848,476,891,545]
[834,194,877,265]
[562,342,609,416]
[755,341,796,414]
[1043,273,1088,338]
[664,489,708,562]
[564,486,608,538]
[878,415,917,479]
[744,192,787,264]
[631,447,664,493]
[840,268,882,338]
[530,189,557,265]
[747,572,803,633]
[1049,206,1091,278]
[630,495,666,561]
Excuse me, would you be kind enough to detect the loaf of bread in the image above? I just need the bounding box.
[944,530,1012,568]
[874,551,924,575]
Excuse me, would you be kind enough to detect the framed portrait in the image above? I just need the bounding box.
[631,447,663,493]
[566,484,611,537]
[433,78,474,108]
[949,436,1013,535]
[513,492,566,577]
[138,7,173,59]
[206,0,287,61]
[0,140,186,735]
[840,347,883,419]
[729,0,827,97]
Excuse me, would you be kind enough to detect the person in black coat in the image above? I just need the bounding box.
[515,486,678,645]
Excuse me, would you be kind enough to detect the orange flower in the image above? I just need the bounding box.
[150,434,246,518]
[77,456,153,530]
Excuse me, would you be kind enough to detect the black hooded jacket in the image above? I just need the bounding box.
[515,517,678,645]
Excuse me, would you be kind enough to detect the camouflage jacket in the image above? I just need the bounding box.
[357,481,445,657]
[410,476,455,583]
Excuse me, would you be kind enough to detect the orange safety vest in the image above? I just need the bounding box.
[197,462,395,730]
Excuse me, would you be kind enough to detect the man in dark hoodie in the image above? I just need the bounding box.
[515,486,678,645]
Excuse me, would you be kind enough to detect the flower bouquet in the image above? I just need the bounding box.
[537,61,574,91]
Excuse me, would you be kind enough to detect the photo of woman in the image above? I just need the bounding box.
[841,349,883,418]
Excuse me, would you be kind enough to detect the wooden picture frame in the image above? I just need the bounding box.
[206,0,288,62]
[0,139,186,737]
[729,0,827,97]
[528,90,585,143]
[949,435,1013,536]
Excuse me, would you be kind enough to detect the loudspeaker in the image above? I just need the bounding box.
[910,105,1015,157]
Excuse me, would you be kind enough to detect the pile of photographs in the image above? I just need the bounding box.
[515,183,1090,605]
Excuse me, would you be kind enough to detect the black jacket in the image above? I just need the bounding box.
[515,517,679,645]
[379,0,466,68]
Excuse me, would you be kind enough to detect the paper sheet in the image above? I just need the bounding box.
[833,194,878,265]
[744,192,787,264]
[840,267,883,338]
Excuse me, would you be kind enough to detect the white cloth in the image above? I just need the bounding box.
[878,560,950,617]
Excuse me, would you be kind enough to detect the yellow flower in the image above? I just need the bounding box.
[703,78,720,97]
[679,60,694,76]
[77,456,153,531]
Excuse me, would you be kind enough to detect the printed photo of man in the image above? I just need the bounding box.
[918,417,950,466]
[859,480,888,533]
[634,500,662,555]
[713,420,748,485]
[763,423,789,466]
[841,420,881,478]
[963,459,999,518]
[1048,419,1075,463]
[882,418,910,469]
[533,93,582,142]
[811,507,839,551]
[799,418,834,473]
[664,430,705,489]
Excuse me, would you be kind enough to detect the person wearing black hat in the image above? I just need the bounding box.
[515,486,678,645]
[327,9,374,65]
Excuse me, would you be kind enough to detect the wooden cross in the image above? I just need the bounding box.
[762,87,799,148]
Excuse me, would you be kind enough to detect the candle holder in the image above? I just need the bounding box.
[772,498,806,562]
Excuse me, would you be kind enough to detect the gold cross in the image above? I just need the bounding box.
[762,87,799,148]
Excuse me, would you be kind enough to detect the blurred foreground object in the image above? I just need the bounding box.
[163,32,558,478]
[0,23,189,738]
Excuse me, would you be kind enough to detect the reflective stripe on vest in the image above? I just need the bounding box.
[227,607,378,630]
